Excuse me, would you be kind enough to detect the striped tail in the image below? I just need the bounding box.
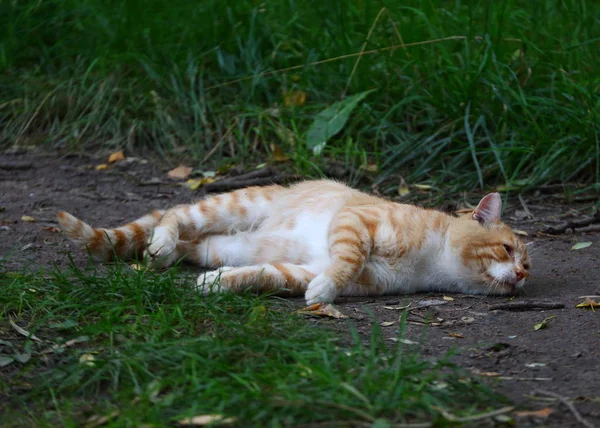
[56,210,164,261]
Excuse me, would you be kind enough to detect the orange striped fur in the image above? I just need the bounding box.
[57,180,531,304]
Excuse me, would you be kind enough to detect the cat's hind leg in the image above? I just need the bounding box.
[196,264,317,296]
[147,185,283,267]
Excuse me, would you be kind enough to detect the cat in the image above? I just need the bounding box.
[57,179,531,304]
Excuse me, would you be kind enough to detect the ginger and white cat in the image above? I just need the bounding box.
[57,180,531,304]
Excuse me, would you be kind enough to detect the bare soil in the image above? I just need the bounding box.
[1,151,599,427]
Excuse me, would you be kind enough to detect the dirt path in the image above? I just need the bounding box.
[1,151,599,427]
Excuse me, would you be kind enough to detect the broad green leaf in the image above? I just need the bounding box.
[306,90,376,155]
[0,355,14,367]
[571,242,592,250]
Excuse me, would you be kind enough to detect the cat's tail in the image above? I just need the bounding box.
[56,210,164,261]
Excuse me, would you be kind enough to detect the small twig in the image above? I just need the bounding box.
[205,35,521,91]
[433,405,514,423]
[202,175,286,194]
[543,211,600,235]
[518,194,534,219]
[200,118,239,166]
[533,389,595,428]
[0,161,33,170]
[488,301,565,311]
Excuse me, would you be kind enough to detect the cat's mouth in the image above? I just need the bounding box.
[484,274,524,295]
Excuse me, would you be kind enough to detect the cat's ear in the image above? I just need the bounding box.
[472,193,502,225]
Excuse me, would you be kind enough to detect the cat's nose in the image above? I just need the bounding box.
[515,271,525,282]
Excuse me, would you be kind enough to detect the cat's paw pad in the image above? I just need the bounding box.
[196,267,233,295]
[145,226,177,266]
[305,274,338,305]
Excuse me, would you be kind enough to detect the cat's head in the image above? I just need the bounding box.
[449,193,531,295]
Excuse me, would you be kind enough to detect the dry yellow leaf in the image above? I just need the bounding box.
[283,90,306,107]
[79,353,96,367]
[513,229,529,236]
[443,296,454,301]
[21,215,36,222]
[414,184,432,191]
[478,371,501,377]
[108,150,125,163]
[380,321,395,327]
[398,185,410,197]
[168,165,193,180]
[177,414,237,426]
[270,143,290,162]
[95,164,109,171]
[295,302,348,319]
[515,407,554,418]
[448,333,464,338]
[184,177,216,190]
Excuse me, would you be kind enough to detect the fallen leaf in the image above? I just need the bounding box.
[534,315,556,330]
[576,297,600,311]
[41,226,61,233]
[183,177,216,190]
[571,242,592,250]
[398,185,410,197]
[108,150,125,163]
[295,303,348,319]
[283,90,306,107]
[21,215,36,222]
[525,363,547,368]
[177,414,237,426]
[448,333,464,339]
[389,338,418,345]
[417,299,448,308]
[270,143,290,162]
[79,353,96,366]
[9,319,42,342]
[0,355,14,367]
[13,352,31,363]
[383,304,411,311]
[443,295,454,301]
[515,407,554,418]
[460,317,475,324]
[168,165,193,180]
[513,229,529,236]
[95,164,109,171]
[380,321,395,327]
[479,371,502,377]
[414,184,432,191]
[86,410,120,427]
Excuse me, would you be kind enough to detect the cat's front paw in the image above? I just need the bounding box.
[305,274,338,305]
[145,226,177,267]
[196,267,233,295]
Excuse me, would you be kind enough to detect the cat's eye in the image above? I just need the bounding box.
[523,263,530,270]
[503,244,514,256]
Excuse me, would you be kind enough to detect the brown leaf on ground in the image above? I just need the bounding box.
[515,407,554,418]
[177,414,237,426]
[295,303,348,319]
[448,333,464,339]
[95,164,109,171]
[168,165,193,180]
[107,150,125,163]
[41,226,61,233]
[380,321,395,327]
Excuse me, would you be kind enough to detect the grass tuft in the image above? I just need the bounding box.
[0,260,503,426]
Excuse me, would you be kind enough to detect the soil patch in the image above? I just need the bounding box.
[1,151,599,427]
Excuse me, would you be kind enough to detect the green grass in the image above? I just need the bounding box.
[0,260,504,427]
[1,0,599,189]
